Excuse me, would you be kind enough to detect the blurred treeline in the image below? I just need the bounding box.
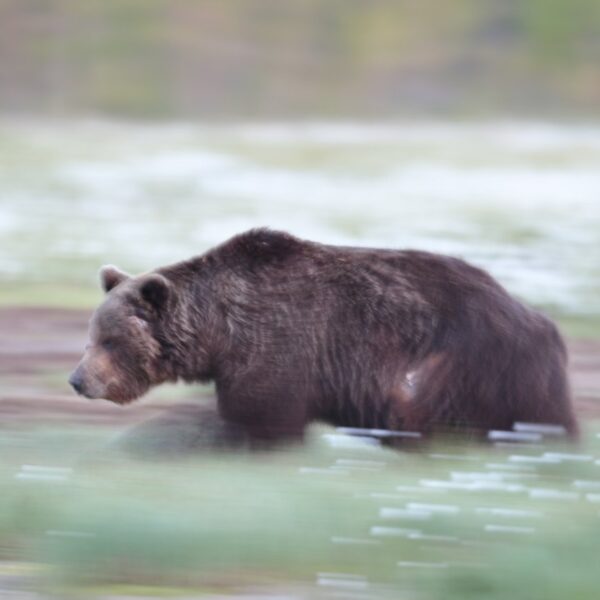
[0,0,599,119]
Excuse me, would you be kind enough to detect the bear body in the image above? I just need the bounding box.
[70,229,578,443]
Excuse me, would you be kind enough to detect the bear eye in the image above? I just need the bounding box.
[102,339,114,350]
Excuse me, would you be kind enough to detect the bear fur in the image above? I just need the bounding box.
[69,228,578,443]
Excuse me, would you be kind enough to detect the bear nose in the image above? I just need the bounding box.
[69,372,84,394]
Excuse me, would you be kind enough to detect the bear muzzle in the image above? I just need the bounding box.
[68,370,84,395]
[68,366,107,400]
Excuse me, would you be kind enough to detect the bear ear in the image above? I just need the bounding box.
[100,265,130,293]
[139,273,170,310]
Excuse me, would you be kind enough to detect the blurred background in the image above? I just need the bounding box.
[1,0,599,327]
[1,1,600,598]
[1,0,600,118]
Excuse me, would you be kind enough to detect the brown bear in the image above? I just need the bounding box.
[69,228,578,443]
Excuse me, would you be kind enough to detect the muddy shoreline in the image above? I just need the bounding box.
[1,307,599,426]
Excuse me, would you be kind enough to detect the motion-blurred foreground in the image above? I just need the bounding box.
[2,408,600,600]
[2,0,600,598]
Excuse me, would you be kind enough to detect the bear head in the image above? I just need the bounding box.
[69,265,172,404]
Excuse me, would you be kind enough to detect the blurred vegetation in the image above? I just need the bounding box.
[1,424,600,598]
[0,0,599,118]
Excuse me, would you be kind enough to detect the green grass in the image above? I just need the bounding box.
[553,313,600,340]
[2,423,600,598]
[0,283,100,310]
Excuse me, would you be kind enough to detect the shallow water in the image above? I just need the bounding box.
[1,119,599,318]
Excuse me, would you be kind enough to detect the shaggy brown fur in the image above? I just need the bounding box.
[69,228,578,443]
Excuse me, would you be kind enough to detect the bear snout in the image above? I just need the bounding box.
[68,367,105,399]
[68,369,85,395]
